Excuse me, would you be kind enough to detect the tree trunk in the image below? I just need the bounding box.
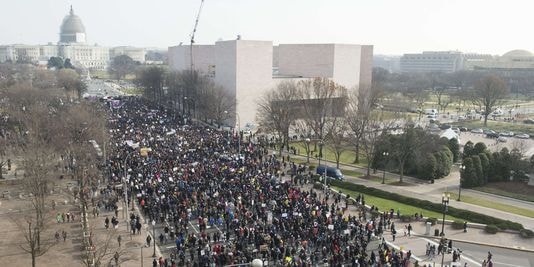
[483,114,488,126]
[353,143,360,164]
[399,161,404,183]
[366,161,371,177]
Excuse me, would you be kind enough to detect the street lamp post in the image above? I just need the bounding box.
[441,193,450,236]
[305,138,310,163]
[151,220,156,257]
[382,152,389,184]
[458,165,466,201]
[441,192,450,267]
[123,152,132,234]
[318,141,325,190]
[224,110,241,155]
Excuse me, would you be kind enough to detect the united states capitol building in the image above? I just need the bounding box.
[0,6,146,70]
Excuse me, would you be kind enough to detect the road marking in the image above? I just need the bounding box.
[385,240,423,263]
[494,261,524,267]
[416,235,481,267]
[214,224,224,235]
[189,221,199,234]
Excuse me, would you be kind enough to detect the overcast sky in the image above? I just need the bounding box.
[1,0,532,55]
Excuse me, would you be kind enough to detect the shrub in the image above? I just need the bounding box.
[485,225,499,234]
[426,217,438,226]
[519,229,534,239]
[451,220,464,230]
[329,180,524,231]
[400,214,412,222]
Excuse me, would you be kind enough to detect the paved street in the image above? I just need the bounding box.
[285,152,534,230]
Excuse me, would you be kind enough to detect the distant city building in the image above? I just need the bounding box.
[168,40,373,125]
[373,55,401,73]
[400,51,464,73]
[467,50,534,70]
[0,6,146,70]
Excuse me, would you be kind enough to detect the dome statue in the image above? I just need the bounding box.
[502,49,533,58]
[59,6,86,44]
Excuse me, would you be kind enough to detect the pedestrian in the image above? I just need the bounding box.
[104,216,109,229]
[55,231,60,242]
[117,235,122,247]
[463,221,468,233]
[147,235,152,247]
[407,224,412,236]
[62,230,67,242]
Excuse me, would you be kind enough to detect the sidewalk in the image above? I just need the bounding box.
[324,184,534,267]
[86,200,162,267]
[284,151,534,230]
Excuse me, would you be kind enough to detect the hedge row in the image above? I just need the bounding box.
[329,180,524,231]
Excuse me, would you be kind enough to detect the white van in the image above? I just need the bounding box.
[424,109,438,115]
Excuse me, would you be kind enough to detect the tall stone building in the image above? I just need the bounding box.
[168,40,373,126]
[0,6,146,70]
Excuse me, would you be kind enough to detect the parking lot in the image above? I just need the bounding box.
[458,131,534,157]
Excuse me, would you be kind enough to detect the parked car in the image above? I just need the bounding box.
[316,165,344,180]
[515,133,530,139]
[523,119,534,124]
[440,124,451,130]
[497,136,508,143]
[457,115,466,121]
[427,114,437,119]
[499,131,514,137]
[459,127,468,132]
[483,129,496,135]
[486,131,499,138]
[471,128,483,134]
[451,127,460,134]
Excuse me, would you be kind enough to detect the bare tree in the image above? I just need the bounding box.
[326,121,348,168]
[15,216,56,267]
[298,78,347,157]
[405,87,429,120]
[82,228,130,267]
[56,68,86,99]
[346,85,382,163]
[196,80,235,127]
[257,81,299,155]
[108,55,137,80]
[136,66,167,104]
[472,75,509,126]
[433,87,452,113]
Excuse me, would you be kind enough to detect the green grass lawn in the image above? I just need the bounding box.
[456,120,534,137]
[449,192,534,218]
[332,186,461,221]
[290,142,369,167]
[474,184,534,203]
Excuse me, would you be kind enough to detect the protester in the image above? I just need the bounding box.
[103,97,406,266]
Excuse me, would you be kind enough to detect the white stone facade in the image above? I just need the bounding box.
[168,40,373,126]
[0,7,145,71]
[110,46,146,63]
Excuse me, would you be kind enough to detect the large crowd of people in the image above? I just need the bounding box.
[103,97,410,267]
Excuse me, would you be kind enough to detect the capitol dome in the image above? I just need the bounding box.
[59,6,86,43]
[502,49,533,58]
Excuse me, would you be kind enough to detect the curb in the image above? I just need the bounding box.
[464,188,534,206]
[413,234,534,253]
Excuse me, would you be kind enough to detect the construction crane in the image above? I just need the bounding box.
[190,0,205,72]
